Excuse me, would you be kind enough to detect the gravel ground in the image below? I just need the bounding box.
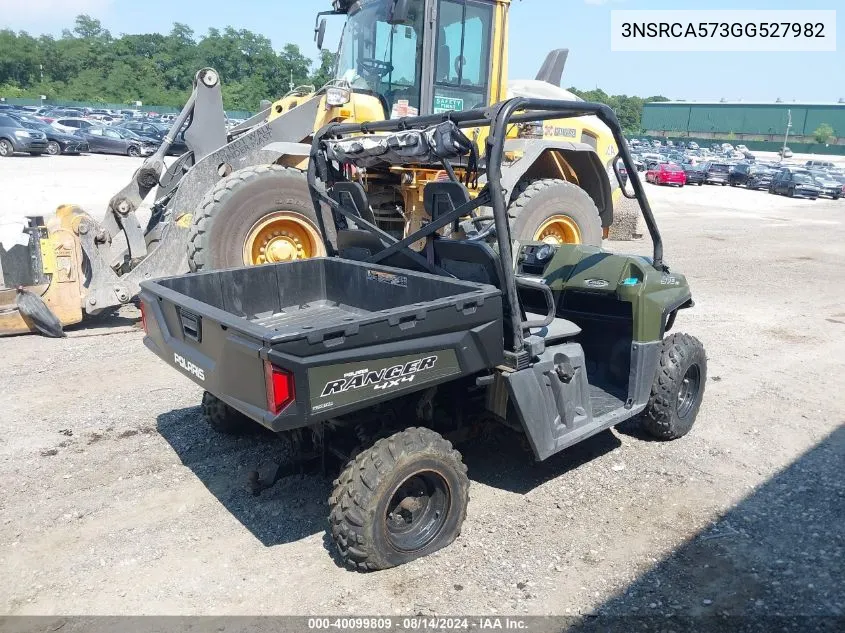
[0,156,844,620]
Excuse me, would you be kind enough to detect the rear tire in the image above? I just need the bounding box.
[188,165,333,272]
[641,333,707,441]
[329,427,469,571]
[509,179,603,247]
[201,392,257,435]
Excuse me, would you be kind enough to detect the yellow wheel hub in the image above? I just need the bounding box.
[243,212,325,265]
[533,215,582,245]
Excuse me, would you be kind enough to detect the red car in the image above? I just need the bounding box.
[646,163,686,187]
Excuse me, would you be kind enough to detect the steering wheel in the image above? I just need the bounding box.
[357,58,394,79]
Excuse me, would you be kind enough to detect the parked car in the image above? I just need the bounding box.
[809,171,843,199]
[75,126,158,156]
[51,117,96,134]
[769,169,821,199]
[735,144,748,153]
[805,160,836,171]
[743,151,756,162]
[37,109,82,123]
[779,147,793,158]
[703,162,731,185]
[687,141,699,150]
[682,163,705,185]
[642,154,666,171]
[629,155,645,172]
[0,114,48,156]
[8,113,88,155]
[114,120,167,140]
[729,163,752,186]
[744,166,776,191]
[646,163,686,187]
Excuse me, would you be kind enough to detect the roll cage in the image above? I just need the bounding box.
[307,97,665,357]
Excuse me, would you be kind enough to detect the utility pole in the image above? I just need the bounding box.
[781,109,792,161]
[289,70,294,92]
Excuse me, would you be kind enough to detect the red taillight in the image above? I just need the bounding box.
[139,301,148,333]
[264,361,295,415]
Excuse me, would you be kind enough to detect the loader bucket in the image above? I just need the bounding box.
[0,206,86,337]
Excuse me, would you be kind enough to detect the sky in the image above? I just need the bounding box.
[0,0,842,102]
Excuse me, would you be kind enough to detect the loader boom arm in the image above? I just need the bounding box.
[103,68,226,264]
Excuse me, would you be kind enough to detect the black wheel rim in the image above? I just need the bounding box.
[384,470,450,553]
[677,364,702,420]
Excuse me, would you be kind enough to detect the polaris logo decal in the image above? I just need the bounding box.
[320,356,438,398]
[174,353,205,381]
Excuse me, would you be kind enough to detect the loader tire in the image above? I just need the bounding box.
[201,392,256,435]
[640,333,707,441]
[188,165,333,272]
[329,427,469,572]
[509,179,603,247]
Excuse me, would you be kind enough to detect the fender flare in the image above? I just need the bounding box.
[499,139,615,228]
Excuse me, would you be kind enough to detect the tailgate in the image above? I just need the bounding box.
[138,283,275,426]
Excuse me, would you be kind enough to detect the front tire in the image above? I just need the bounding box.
[188,165,332,272]
[0,138,12,157]
[127,145,141,157]
[509,179,603,248]
[46,141,61,156]
[329,427,469,571]
[201,392,257,435]
[641,333,707,440]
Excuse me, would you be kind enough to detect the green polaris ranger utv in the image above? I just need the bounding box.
[139,97,707,571]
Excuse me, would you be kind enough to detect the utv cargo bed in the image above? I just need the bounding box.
[140,258,504,431]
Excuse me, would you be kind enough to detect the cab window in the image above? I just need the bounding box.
[434,0,494,113]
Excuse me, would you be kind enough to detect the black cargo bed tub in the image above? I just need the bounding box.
[140,257,504,431]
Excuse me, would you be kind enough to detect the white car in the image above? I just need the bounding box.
[52,117,96,134]
[735,144,749,153]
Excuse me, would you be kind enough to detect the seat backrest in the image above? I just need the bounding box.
[423,181,471,223]
[431,239,503,288]
[331,181,376,225]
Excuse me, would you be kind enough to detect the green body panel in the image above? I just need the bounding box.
[527,244,692,343]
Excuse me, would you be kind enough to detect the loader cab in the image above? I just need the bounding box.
[333,0,507,117]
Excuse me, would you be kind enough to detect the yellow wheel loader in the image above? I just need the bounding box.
[0,0,625,337]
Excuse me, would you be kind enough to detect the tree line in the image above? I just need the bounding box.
[0,15,336,111]
[1,15,665,130]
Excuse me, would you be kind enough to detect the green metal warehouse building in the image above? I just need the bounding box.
[641,101,845,155]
